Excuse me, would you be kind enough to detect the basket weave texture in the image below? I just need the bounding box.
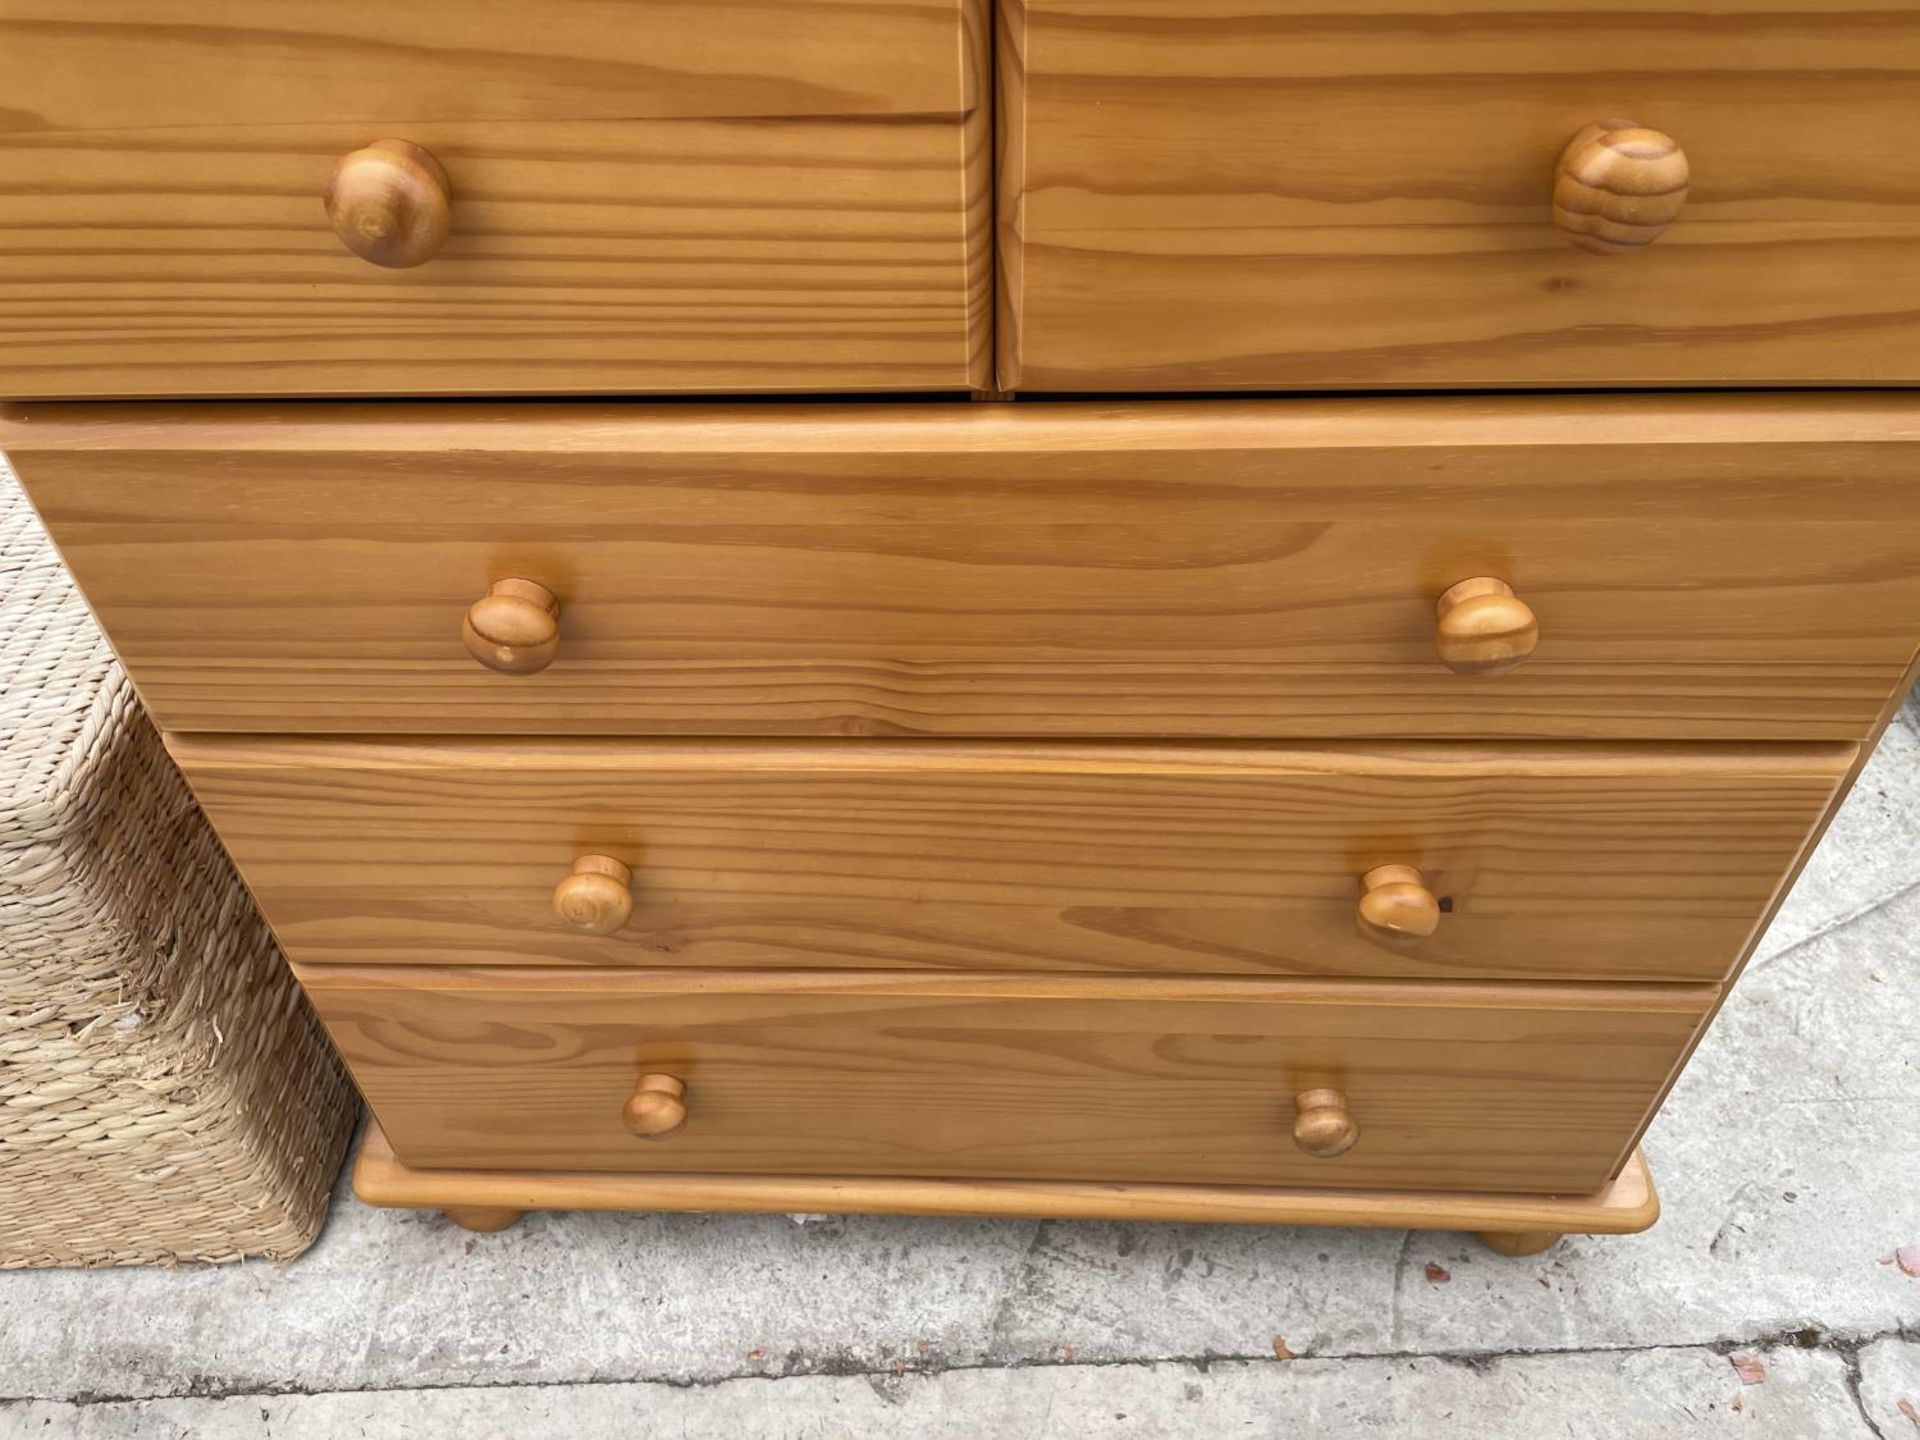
[0,459,356,1267]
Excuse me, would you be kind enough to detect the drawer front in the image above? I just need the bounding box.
[0,2,988,397]
[12,397,1920,740]
[1001,2,1920,390]
[172,735,1850,984]
[301,967,1712,1193]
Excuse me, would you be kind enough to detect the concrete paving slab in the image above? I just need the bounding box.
[1858,1335,1920,1438]
[1381,882,1920,1358]
[0,1343,1876,1440]
[1754,699,1920,961]
[0,1204,1038,1400]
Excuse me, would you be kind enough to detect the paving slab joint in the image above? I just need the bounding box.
[13,1323,1920,1408]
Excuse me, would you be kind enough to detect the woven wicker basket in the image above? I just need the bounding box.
[0,459,356,1267]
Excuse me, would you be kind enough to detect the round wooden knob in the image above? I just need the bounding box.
[553,855,634,935]
[324,139,453,268]
[1435,577,1538,677]
[1552,120,1689,255]
[1357,864,1441,950]
[623,1073,687,1139]
[1293,1088,1359,1159]
[463,579,560,675]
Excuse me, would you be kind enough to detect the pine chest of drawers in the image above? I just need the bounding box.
[6,0,1920,1256]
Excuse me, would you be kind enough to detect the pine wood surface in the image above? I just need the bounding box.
[0,0,990,396]
[999,0,1920,390]
[303,964,1713,1193]
[353,1120,1662,1233]
[168,734,1851,984]
[8,3,1912,1232]
[10,395,1920,740]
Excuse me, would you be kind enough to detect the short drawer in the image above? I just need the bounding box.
[1001,1,1920,390]
[0,2,988,397]
[170,735,1850,984]
[12,396,1920,741]
[300,966,1712,1193]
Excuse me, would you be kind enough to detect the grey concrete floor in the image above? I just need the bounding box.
[3,694,1917,1439]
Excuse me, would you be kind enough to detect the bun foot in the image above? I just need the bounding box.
[1476,1229,1562,1256]
[443,1205,526,1233]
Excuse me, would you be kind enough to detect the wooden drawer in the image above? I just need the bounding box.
[1000,1,1920,390]
[300,966,1712,1193]
[171,735,1850,984]
[12,396,1920,741]
[0,1,988,397]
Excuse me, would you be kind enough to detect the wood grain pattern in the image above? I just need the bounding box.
[354,1119,1662,1232]
[551,855,635,937]
[1355,864,1442,952]
[11,396,1920,740]
[0,0,990,397]
[168,734,1851,983]
[461,579,561,676]
[323,141,455,270]
[305,965,1712,1193]
[959,0,995,387]
[1291,1087,1360,1159]
[1551,121,1690,255]
[1434,578,1539,678]
[1000,0,1920,390]
[622,1073,690,1141]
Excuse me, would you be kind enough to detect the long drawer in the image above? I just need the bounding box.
[1000,1,1920,390]
[10,397,1920,740]
[301,966,1712,1193]
[0,1,989,397]
[170,735,1849,984]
